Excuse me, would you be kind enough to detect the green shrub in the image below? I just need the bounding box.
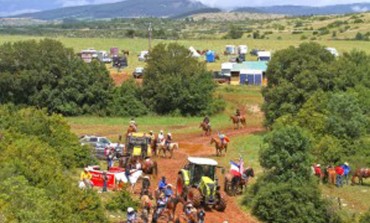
[106,188,139,212]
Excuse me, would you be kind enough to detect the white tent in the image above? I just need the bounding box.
[189,46,201,58]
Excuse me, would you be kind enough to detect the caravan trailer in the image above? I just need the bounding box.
[257,51,271,62]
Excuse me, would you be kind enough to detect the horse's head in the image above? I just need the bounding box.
[245,167,254,177]
[210,137,215,145]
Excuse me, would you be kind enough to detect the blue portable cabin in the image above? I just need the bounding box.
[237,61,267,85]
[205,50,216,63]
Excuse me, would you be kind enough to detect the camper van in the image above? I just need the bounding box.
[257,51,271,62]
[79,49,97,63]
[97,51,112,63]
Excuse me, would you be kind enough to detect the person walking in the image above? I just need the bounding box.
[335,164,344,187]
[341,162,351,185]
[126,207,137,223]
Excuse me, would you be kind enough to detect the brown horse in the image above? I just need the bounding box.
[126,125,137,136]
[152,195,180,222]
[150,136,158,156]
[140,195,152,223]
[141,158,158,175]
[351,168,370,185]
[230,115,246,129]
[210,137,227,156]
[199,122,211,136]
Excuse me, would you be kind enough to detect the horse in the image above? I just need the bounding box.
[141,158,158,175]
[230,115,246,129]
[158,142,179,159]
[126,125,137,136]
[224,167,254,196]
[140,195,152,223]
[351,168,370,185]
[150,136,158,156]
[210,137,227,156]
[199,122,211,136]
[152,196,180,223]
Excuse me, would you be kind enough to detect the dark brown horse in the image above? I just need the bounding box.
[210,137,227,156]
[351,168,370,185]
[150,135,158,156]
[224,167,254,196]
[230,115,246,129]
[199,122,211,136]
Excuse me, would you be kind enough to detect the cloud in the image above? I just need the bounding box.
[352,5,369,12]
[0,9,40,16]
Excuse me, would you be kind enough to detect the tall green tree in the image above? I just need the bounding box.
[245,126,340,223]
[262,42,335,126]
[0,39,114,116]
[142,43,219,115]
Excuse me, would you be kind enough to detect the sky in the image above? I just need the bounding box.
[0,0,369,16]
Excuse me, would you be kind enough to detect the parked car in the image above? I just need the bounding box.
[79,135,124,159]
[132,67,144,78]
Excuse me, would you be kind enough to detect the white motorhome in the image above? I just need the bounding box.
[79,49,97,63]
[257,51,271,62]
[238,45,248,55]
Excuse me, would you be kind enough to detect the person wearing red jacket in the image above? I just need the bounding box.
[335,165,344,187]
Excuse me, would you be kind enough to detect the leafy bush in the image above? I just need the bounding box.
[106,188,139,212]
[0,106,106,222]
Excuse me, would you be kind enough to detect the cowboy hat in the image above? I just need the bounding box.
[344,162,349,166]
[143,176,150,179]
[186,203,193,208]
[316,164,320,167]
[84,167,89,171]
[127,207,134,213]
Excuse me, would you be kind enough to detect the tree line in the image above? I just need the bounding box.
[244,42,370,222]
[0,39,223,117]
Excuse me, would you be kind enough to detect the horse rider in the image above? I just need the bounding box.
[164,184,174,203]
[197,207,206,223]
[158,130,165,143]
[155,193,167,218]
[165,133,172,151]
[235,108,241,122]
[157,176,167,194]
[218,131,226,148]
[148,130,155,144]
[184,202,197,223]
[203,116,210,128]
[129,118,137,131]
[126,207,137,223]
[140,176,151,198]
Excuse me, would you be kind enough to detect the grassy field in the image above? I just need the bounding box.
[1,34,370,75]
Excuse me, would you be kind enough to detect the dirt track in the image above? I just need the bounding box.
[139,126,264,223]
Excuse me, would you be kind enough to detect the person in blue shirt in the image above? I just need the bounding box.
[158,176,167,192]
[164,184,174,203]
[341,162,351,185]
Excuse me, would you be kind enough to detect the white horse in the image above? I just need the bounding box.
[157,141,179,159]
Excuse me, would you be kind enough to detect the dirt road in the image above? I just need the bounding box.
[141,126,264,223]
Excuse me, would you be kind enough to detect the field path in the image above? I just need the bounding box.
[139,125,264,223]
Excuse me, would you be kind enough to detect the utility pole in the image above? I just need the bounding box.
[148,22,152,51]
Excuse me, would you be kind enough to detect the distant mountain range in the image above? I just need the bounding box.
[10,0,370,20]
[232,3,370,16]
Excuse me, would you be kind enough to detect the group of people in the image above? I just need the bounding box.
[148,129,172,151]
[313,162,351,187]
